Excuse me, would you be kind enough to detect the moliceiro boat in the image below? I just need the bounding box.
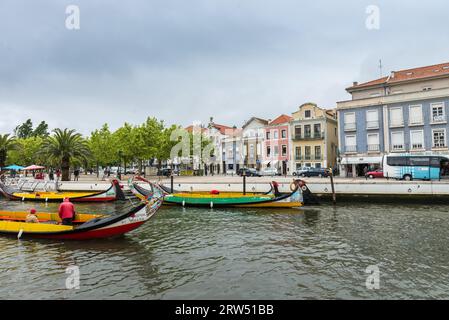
[0,179,126,202]
[131,179,314,208]
[0,195,163,240]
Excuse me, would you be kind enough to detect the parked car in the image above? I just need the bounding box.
[157,168,173,177]
[237,168,261,177]
[125,168,138,175]
[365,169,384,179]
[292,167,312,176]
[260,167,281,176]
[300,168,330,178]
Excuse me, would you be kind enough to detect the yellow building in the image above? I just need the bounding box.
[290,103,338,171]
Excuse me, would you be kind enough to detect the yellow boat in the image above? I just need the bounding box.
[0,179,125,202]
[0,210,103,224]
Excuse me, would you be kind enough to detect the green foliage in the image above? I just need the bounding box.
[7,136,44,166]
[14,119,34,139]
[0,134,18,168]
[88,124,117,167]
[40,128,91,181]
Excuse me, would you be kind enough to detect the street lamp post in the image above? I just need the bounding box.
[118,150,123,180]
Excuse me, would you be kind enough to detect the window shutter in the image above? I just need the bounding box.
[390,108,403,125]
[409,105,423,124]
[345,113,355,123]
[366,110,378,122]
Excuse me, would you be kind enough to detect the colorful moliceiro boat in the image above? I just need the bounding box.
[0,196,163,240]
[0,179,126,202]
[131,179,308,208]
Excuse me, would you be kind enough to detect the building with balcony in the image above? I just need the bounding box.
[337,61,449,177]
[263,114,292,174]
[290,103,338,171]
[242,117,268,170]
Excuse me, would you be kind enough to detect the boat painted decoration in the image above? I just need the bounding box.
[0,179,126,202]
[0,193,163,240]
[131,179,307,208]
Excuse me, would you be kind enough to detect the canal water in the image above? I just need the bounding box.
[0,198,449,299]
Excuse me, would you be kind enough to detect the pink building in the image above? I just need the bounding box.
[263,114,292,175]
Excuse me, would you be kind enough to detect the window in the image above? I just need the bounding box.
[282,145,287,156]
[267,146,271,157]
[345,135,356,152]
[274,146,279,156]
[273,130,278,139]
[335,128,337,136]
[305,146,311,159]
[431,103,445,123]
[249,144,254,157]
[391,131,404,150]
[390,107,404,127]
[314,124,321,137]
[367,133,379,151]
[295,147,301,159]
[409,157,429,166]
[410,130,424,149]
[281,130,286,138]
[305,110,311,118]
[294,126,301,139]
[387,157,408,166]
[344,112,356,131]
[266,131,270,140]
[315,163,321,168]
[314,146,321,159]
[304,125,311,137]
[366,110,379,129]
[433,129,446,148]
[409,105,423,125]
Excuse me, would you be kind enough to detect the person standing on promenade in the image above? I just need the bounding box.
[59,197,75,226]
[49,169,54,181]
[74,168,80,181]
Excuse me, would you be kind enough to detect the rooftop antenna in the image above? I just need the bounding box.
[379,59,383,77]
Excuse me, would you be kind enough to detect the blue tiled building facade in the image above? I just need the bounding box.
[337,62,449,177]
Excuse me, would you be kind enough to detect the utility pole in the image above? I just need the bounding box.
[379,59,383,78]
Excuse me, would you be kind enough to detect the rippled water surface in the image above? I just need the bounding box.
[1,198,449,299]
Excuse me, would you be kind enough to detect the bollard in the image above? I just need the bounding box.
[170,175,174,193]
[243,172,246,195]
[329,167,336,204]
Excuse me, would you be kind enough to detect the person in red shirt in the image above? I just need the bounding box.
[59,197,75,226]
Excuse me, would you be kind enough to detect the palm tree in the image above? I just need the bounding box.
[40,129,91,181]
[0,134,17,168]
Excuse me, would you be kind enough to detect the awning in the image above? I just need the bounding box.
[24,165,46,170]
[341,156,382,165]
[1,164,24,171]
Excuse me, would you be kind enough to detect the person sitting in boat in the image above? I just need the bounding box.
[25,208,39,223]
[59,197,75,226]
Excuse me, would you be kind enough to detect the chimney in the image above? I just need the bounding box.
[352,81,358,87]
[391,71,395,78]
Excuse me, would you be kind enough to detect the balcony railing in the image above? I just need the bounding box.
[432,115,446,123]
[345,145,357,153]
[367,144,380,152]
[292,132,325,140]
[366,121,379,129]
[391,144,404,151]
[411,143,424,150]
[297,155,323,161]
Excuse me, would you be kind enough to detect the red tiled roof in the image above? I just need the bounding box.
[348,61,449,90]
[269,114,292,125]
[211,123,233,135]
[184,125,207,133]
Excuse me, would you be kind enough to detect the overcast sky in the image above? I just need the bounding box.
[1,0,449,135]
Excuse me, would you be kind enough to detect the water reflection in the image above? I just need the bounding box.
[1,199,449,299]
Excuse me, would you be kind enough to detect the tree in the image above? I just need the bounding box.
[88,124,117,176]
[14,119,34,139]
[0,134,17,168]
[40,128,91,181]
[33,121,49,137]
[7,137,44,166]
